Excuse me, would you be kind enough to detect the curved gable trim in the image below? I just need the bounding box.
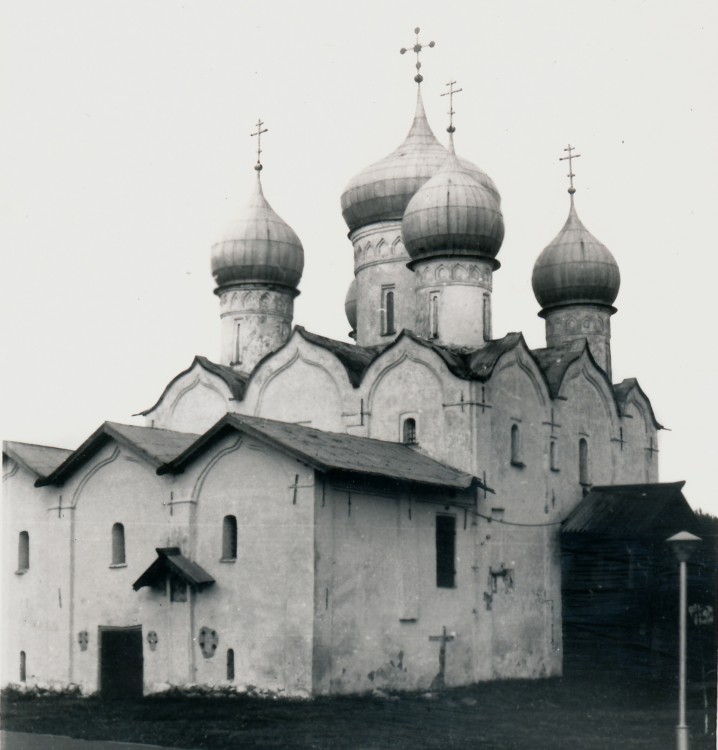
[614,378,664,430]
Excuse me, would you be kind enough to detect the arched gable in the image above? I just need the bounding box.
[246,333,350,431]
[142,360,236,433]
[557,352,618,427]
[492,346,550,410]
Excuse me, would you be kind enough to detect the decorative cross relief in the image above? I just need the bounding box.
[428,626,455,689]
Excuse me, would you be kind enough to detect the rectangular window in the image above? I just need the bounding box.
[482,293,491,341]
[436,515,456,588]
[429,293,439,339]
[234,321,242,365]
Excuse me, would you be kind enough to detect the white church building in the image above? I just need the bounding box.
[3,48,686,698]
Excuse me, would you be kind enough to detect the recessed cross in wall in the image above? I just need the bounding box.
[542,408,561,434]
[646,437,659,461]
[611,427,626,451]
[442,388,492,413]
[288,474,314,505]
[428,626,455,689]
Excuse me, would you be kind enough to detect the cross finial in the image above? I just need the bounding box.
[559,143,581,195]
[441,80,463,133]
[400,27,435,84]
[251,118,268,172]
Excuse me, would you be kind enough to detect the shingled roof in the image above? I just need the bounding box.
[3,441,73,479]
[36,422,200,487]
[562,482,699,537]
[159,412,486,496]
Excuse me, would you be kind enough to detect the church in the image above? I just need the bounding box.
[2,35,701,699]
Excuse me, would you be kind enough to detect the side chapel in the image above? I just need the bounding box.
[2,32,704,698]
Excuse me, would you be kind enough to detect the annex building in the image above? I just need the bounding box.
[2,48,703,698]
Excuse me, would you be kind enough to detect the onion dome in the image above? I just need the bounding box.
[532,197,620,310]
[401,137,504,264]
[344,278,357,331]
[340,91,499,233]
[211,172,304,290]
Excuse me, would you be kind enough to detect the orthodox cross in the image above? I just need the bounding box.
[442,387,492,413]
[611,427,626,451]
[428,626,455,689]
[441,80,463,133]
[288,473,314,505]
[400,27,435,84]
[251,118,268,172]
[559,143,581,194]
[542,408,561,434]
[343,398,371,428]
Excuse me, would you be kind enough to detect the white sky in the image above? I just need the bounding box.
[2,1,717,513]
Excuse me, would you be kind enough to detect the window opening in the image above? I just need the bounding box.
[483,293,491,340]
[234,322,242,365]
[222,515,238,560]
[170,575,187,602]
[579,438,590,487]
[111,523,126,565]
[382,287,396,335]
[510,424,523,467]
[550,439,559,471]
[436,515,456,588]
[19,651,26,682]
[227,649,235,681]
[18,531,29,572]
[403,418,417,445]
[429,293,439,339]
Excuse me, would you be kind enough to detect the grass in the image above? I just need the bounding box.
[2,668,716,749]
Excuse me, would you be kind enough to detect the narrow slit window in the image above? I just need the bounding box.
[403,418,417,445]
[550,439,559,471]
[429,293,439,339]
[222,515,238,561]
[579,438,590,486]
[382,287,396,335]
[482,293,491,341]
[436,515,456,588]
[226,648,235,681]
[19,651,26,682]
[234,322,242,365]
[111,523,126,565]
[18,531,29,572]
[510,424,523,466]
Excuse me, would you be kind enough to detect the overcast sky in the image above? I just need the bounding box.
[2,1,717,513]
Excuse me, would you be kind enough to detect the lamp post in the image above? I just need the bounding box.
[666,531,701,750]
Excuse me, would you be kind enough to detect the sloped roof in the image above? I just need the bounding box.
[3,441,73,479]
[159,413,486,495]
[36,422,200,487]
[530,341,585,397]
[613,378,664,429]
[293,327,385,387]
[562,482,699,537]
[138,356,248,417]
[133,547,215,591]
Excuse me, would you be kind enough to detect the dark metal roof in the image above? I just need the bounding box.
[562,482,699,537]
[133,547,215,591]
[530,341,585,397]
[293,327,385,387]
[3,441,73,479]
[159,413,486,495]
[138,356,248,417]
[36,422,200,487]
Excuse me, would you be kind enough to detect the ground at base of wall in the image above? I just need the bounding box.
[2,671,716,750]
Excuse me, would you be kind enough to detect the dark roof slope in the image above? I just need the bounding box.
[530,341,585,397]
[294,327,385,386]
[138,356,248,416]
[3,441,73,479]
[133,547,215,591]
[37,422,200,487]
[562,482,699,537]
[613,378,664,429]
[160,412,485,496]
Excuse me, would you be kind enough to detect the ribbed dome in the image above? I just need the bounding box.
[211,173,304,289]
[532,198,620,310]
[340,91,499,233]
[344,278,357,331]
[401,141,504,264]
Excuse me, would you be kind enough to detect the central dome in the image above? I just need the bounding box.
[402,142,504,264]
[340,91,499,233]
